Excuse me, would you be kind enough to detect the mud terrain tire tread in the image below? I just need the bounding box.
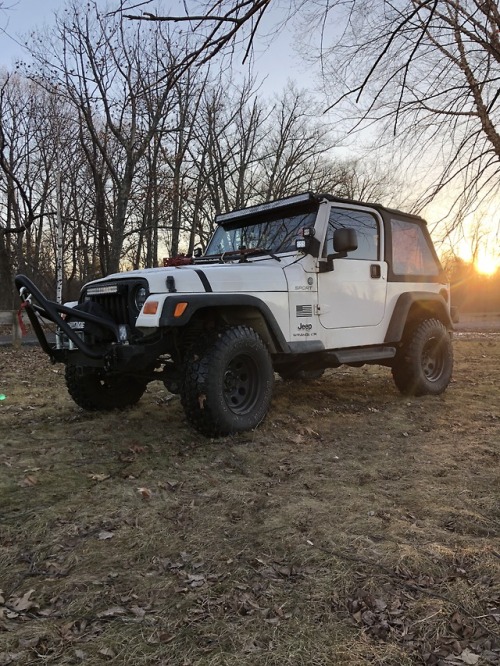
[65,366,147,411]
[181,326,274,437]
[391,318,453,396]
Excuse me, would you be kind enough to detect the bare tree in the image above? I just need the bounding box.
[193,77,266,213]
[161,69,208,258]
[179,80,397,252]
[0,73,62,306]
[257,86,336,201]
[128,1,499,231]
[27,1,186,274]
[120,0,270,83]
[291,0,500,224]
[2,1,404,288]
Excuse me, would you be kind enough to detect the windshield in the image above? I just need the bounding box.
[206,211,318,256]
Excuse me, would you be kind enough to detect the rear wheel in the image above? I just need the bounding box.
[181,326,274,436]
[392,318,453,396]
[65,366,147,411]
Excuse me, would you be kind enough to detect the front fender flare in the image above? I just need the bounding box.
[159,293,291,353]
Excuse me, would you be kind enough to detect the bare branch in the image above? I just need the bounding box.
[122,13,241,24]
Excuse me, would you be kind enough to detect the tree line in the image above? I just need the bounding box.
[0,2,396,308]
[125,0,499,221]
[1,0,498,310]
[447,258,500,313]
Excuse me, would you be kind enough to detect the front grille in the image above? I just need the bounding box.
[90,292,129,324]
[82,279,147,327]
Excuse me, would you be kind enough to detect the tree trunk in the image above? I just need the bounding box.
[0,231,14,310]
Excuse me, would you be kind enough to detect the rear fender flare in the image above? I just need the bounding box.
[385,292,453,344]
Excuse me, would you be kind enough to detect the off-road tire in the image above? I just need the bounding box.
[181,326,274,437]
[279,368,324,381]
[65,366,147,411]
[391,318,453,396]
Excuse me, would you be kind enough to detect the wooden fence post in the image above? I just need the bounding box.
[0,310,23,347]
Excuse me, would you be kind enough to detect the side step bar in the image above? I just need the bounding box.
[275,345,397,374]
[325,345,396,367]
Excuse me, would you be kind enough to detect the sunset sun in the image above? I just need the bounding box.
[475,253,499,276]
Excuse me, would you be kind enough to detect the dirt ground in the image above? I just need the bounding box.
[0,329,499,665]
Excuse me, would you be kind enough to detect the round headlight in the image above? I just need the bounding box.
[134,286,148,310]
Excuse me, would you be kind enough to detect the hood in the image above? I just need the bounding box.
[85,261,288,294]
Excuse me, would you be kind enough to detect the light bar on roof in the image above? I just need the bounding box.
[216,192,316,225]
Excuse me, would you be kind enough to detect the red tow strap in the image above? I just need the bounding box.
[17,301,29,336]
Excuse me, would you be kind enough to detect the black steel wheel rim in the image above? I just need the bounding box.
[422,337,446,382]
[223,354,260,414]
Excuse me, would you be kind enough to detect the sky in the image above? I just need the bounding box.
[0,0,308,96]
[0,0,63,66]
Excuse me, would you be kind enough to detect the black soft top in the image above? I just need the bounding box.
[215,192,426,227]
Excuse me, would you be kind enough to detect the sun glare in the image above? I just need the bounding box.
[475,253,499,276]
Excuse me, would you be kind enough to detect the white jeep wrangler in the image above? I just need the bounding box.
[16,192,454,436]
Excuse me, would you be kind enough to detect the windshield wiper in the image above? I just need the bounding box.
[220,247,281,263]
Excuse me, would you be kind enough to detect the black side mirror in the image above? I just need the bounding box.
[334,228,358,254]
[319,228,358,272]
[193,247,203,258]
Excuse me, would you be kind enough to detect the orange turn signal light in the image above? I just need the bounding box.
[143,300,159,315]
[173,302,188,318]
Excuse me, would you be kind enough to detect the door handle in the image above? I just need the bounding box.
[370,264,381,278]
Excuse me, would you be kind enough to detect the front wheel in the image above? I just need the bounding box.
[391,318,453,396]
[181,326,274,436]
[65,366,147,411]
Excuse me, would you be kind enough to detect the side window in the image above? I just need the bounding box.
[391,219,440,276]
[326,208,379,260]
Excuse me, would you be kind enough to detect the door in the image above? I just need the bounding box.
[318,205,387,329]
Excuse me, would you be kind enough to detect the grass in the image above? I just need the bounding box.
[0,332,499,665]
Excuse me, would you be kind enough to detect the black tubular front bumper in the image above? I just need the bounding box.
[15,275,122,361]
